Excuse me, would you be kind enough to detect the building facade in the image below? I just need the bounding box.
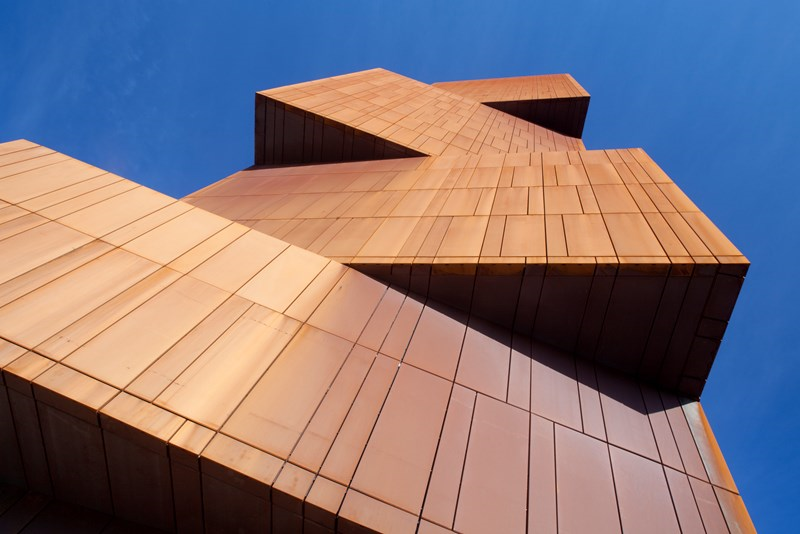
[0,69,754,532]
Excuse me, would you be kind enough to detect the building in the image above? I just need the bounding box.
[0,69,754,532]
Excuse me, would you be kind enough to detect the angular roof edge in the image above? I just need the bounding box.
[433,73,590,137]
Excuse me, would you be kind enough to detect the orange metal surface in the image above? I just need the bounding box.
[0,66,754,534]
[433,73,590,137]
[188,146,747,396]
[255,69,584,166]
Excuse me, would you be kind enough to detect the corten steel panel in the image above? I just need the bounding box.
[36,393,114,512]
[556,424,622,533]
[610,445,682,532]
[0,113,753,532]
[186,144,748,397]
[454,394,529,533]
[422,384,474,528]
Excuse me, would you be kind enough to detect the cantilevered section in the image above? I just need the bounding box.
[240,69,749,398]
[0,141,753,533]
[434,74,591,138]
[189,146,747,396]
[255,69,584,165]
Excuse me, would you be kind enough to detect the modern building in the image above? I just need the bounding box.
[0,69,754,533]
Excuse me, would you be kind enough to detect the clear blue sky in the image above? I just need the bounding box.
[1,1,797,530]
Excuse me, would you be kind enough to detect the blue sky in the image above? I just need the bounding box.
[1,1,797,530]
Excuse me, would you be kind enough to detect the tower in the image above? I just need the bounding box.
[0,69,753,532]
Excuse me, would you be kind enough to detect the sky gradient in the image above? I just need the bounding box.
[1,1,797,531]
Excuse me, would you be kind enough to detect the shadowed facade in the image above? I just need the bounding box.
[0,69,753,533]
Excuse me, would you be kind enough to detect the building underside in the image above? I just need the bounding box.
[0,69,753,533]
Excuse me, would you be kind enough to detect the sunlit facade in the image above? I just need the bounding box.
[0,69,753,532]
